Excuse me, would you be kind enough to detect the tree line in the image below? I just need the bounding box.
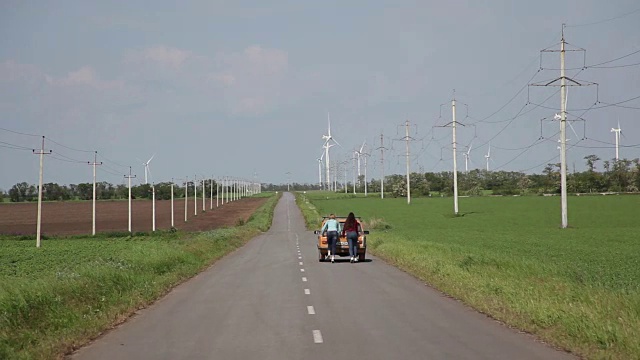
[374,156,640,197]
[1,181,219,202]
[3,156,639,202]
[267,155,640,197]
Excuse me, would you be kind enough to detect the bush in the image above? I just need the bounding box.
[367,218,392,230]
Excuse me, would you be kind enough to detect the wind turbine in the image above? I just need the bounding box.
[484,143,492,171]
[321,113,340,190]
[143,154,155,184]
[611,120,622,160]
[463,141,473,172]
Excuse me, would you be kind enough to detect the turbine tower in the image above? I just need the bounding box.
[317,151,325,189]
[356,140,366,180]
[143,154,155,184]
[321,113,340,190]
[611,120,621,160]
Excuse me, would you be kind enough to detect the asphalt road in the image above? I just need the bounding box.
[71,192,574,360]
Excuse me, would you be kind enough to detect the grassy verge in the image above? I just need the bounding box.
[0,192,280,360]
[295,192,640,360]
[294,192,322,229]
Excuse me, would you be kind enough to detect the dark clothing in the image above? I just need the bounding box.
[326,230,338,257]
[346,231,359,257]
[341,221,358,237]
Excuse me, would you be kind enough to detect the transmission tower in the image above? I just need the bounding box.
[394,120,418,204]
[375,132,390,199]
[435,94,469,215]
[531,24,596,229]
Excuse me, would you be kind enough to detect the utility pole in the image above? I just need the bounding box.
[184,176,188,222]
[286,172,291,191]
[352,153,357,194]
[363,152,369,196]
[194,175,198,216]
[202,178,205,212]
[124,167,136,233]
[216,178,220,208]
[452,98,459,215]
[559,28,568,229]
[171,179,174,228]
[210,177,214,209]
[435,96,468,215]
[32,136,51,247]
[343,160,348,193]
[152,182,156,232]
[376,132,389,199]
[405,121,411,204]
[533,24,594,229]
[88,151,102,236]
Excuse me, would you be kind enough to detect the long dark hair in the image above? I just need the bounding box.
[344,212,356,230]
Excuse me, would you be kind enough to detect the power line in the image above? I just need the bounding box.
[471,70,541,124]
[47,137,94,153]
[591,61,640,69]
[588,48,640,67]
[530,94,640,111]
[0,140,33,150]
[0,127,40,137]
[100,154,128,168]
[50,155,87,164]
[566,7,640,27]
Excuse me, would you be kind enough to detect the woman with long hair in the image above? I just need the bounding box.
[342,212,360,263]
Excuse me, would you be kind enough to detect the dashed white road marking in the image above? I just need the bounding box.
[300,268,305,272]
[304,289,310,295]
[302,277,307,282]
[313,330,323,343]
[299,261,304,266]
[307,306,315,315]
[298,256,302,259]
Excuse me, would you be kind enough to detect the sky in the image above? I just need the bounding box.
[1,0,639,190]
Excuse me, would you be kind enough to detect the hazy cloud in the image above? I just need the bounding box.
[125,45,192,69]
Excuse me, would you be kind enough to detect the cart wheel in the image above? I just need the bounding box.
[318,250,324,262]
[358,253,365,262]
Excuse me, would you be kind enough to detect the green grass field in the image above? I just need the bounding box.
[0,193,279,360]
[297,191,640,360]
